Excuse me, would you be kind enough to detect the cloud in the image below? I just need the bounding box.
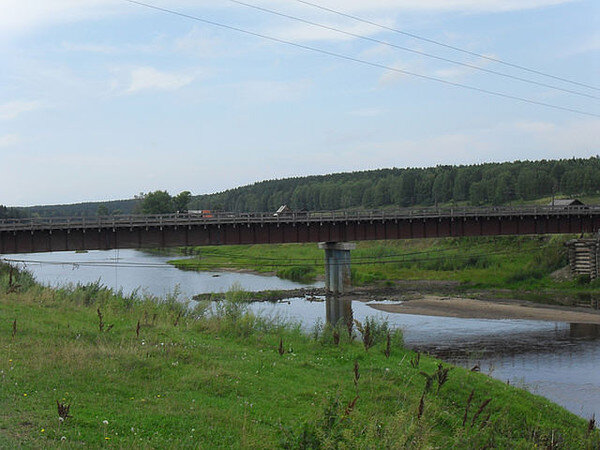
[348,108,386,117]
[0,100,43,120]
[234,79,312,103]
[377,119,600,166]
[269,19,393,43]
[174,27,222,56]
[60,35,169,55]
[0,134,20,147]
[564,34,600,56]
[124,66,197,93]
[0,0,578,38]
[377,60,419,86]
[288,0,577,14]
[0,0,121,36]
[60,42,120,54]
[432,54,496,79]
[281,118,600,172]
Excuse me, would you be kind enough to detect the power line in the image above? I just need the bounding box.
[0,243,495,267]
[122,0,600,118]
[228,0,597,100]
[292,0,600,92]
[1,248,514,270]
[0,247,456,267]
[187,245,460,262]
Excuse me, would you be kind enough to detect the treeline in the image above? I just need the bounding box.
[190,157,600,212]
[0,205,26,219]
[8,157,600,217]
[24,199,138,218]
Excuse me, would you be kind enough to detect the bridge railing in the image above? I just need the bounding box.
[0,205,598,232]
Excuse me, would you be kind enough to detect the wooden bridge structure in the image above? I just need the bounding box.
[0,206,600,254]
[1,206,599,255]
[2,206,599,293]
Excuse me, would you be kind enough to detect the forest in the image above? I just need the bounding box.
[3,157,599,217]
[0,205,26,219]
[189,157,600,212]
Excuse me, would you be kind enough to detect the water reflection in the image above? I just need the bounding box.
[325,296,353,327]
[5,249,323,296]
[570,322,600,338]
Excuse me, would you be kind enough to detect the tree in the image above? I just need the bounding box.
[173,191,192,212]
[0,205,25,219]
[97,204,109,216]
[141,191,174,214]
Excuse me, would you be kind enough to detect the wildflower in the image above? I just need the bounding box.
[58,417,64,422]
[105,437,110,440]
[8,359,12,362]
[41,429,45,433]
[61,436,66,441]
[102,420,109,425]
[23,393,27,396]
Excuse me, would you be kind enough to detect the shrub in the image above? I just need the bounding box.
[504,268,544,283]
[276,266,315,282]
[576,274,591,285]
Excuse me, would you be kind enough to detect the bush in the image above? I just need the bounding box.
[276,266,316,282]
[575,274,591,285]
[0,263,36,292]
[504,268,544,283]
[351,269,381,285]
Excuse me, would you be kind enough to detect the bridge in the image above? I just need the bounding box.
[2,206,599,293]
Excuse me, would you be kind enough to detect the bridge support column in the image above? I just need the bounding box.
[318,242,356,294]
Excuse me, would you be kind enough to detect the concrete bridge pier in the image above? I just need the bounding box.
[326,296,353,326]
[318,242,356,294]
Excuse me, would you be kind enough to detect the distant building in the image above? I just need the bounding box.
[274,205,293,216]
[548,199,585,207]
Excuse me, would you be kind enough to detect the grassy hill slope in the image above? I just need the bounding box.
[0,265,597,448]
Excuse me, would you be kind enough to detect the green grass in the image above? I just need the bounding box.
[168,235,600,295]
[0,265,597,448]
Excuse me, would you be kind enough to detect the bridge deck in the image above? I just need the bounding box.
[1,206,599,231]
[1,206,599,254]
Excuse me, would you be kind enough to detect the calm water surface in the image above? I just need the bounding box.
[4,250,599,420]
[5,249,322,297]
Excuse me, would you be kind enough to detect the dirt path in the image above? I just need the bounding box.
[370,296,600,324]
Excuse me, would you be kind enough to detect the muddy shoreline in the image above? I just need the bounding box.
[195,283,600,324]
[370,296,600,324]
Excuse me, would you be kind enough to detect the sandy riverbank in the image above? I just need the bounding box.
[369,295,600,324]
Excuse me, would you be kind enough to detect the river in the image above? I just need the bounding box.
[3,249,599,421]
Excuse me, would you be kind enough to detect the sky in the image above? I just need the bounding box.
[1,0,598,206]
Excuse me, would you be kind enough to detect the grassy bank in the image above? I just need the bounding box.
[168,235,600,293]
[1,264,598,448]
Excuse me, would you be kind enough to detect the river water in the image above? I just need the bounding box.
[3,249,599,420]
